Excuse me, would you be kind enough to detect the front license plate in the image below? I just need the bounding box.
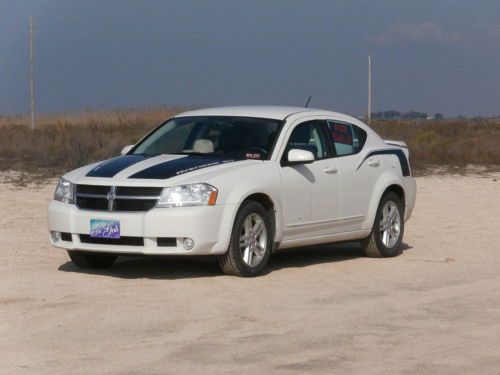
[90,219,120,239]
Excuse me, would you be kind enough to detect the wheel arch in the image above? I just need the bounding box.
[242,192,275,212]
[215,188,282,254]
[362,172,407,231]
[383,184,405,206]
[239,192,280,244]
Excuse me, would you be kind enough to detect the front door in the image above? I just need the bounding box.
[280,120,341,241]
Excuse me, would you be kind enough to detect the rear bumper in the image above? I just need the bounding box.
[403,176,417,222]
[47,201,237,255]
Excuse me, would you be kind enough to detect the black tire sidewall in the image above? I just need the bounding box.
[373,192,405,257]
[229,201,273,276]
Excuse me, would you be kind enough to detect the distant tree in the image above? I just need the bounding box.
[371,111,384,119]
[403,111,428,120]
[434,113,444,120]
[383,110,401,119]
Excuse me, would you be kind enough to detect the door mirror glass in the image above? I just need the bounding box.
[287,149,315,165]
[121,145,134,155]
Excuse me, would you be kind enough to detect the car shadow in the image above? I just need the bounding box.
[58,256,221,280]
[58,242,413,280]
[266,241,412,274]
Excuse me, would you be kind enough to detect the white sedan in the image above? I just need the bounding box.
[48,106,416,276]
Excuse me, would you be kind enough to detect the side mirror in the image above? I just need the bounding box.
[121,145,134,155]
[286,149,315,165]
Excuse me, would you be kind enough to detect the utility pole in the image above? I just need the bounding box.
[367,55,372,125]
[29,16,35,130]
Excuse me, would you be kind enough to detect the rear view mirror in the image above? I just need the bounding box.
[287,149,315,165]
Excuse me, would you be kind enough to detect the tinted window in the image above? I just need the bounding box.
[284,121,327,161]
[327,121,367,156]
[133,116,283,160]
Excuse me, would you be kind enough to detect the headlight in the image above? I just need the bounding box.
[157,183,218,208]
[54,178,75,204]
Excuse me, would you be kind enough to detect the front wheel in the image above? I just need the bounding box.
[67,250,117,269]
[218,201,274,277]
[361,192,405,257]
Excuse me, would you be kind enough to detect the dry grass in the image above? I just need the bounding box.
[371,118,500,170]
[0,107,183,175]
[0,108,499,177]
[0,107,185,128]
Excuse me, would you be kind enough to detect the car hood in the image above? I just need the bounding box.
[64,154,260,187]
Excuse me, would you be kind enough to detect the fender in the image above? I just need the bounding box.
[209,163,283,253]
[238,189,283,243]
[210,187,283,254]
[357,148,410,177]
[362,169,405,231]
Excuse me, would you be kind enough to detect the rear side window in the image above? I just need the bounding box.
[327,121,367,156]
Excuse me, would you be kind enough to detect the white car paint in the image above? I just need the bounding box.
[48,106,416,256]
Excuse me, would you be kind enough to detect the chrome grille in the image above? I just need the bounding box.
[76,185,162,212]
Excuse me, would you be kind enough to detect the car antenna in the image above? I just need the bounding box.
[305,96,312,108]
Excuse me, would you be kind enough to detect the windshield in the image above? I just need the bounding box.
[132,116,283,160]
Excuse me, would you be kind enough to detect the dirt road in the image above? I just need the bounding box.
[1,174,499,374]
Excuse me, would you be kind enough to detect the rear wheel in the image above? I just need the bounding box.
[67,250,117,269]
[218,201,273,277]
[361,192,404,257]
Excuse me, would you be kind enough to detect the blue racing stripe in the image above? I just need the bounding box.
[129,156,238,179]
[86,155,149,178]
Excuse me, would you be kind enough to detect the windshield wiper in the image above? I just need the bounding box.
[133,152,161,157]
[175,151,219,157]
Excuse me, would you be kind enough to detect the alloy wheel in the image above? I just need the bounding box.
[379,200,401,248]
[239,213,267,267]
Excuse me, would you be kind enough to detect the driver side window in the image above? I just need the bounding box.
[284,121,327,161]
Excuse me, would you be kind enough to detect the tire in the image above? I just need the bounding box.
[67,250,117,269]
[218,201,274,277]
[361,192,405,258]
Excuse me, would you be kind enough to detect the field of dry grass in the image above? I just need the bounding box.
[1,108,499,177]
[0,107,183,176]
[370,118,500,170]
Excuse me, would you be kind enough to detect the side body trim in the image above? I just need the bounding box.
[358,149,410,176]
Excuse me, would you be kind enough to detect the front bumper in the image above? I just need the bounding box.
[47,201,236,255]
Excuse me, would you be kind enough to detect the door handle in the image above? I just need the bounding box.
[323,166,337,174]
[367,158,380,167]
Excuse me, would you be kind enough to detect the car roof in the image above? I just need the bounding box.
[174,106,339,121]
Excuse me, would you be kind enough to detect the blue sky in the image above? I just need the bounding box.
[1,0,499,116]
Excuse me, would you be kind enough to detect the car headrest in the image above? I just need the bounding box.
[193,139,214,153]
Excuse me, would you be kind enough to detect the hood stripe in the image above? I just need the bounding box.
[129,156,238,179]
[86,155,149,178]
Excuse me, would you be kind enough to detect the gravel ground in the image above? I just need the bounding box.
[0,173,499,374]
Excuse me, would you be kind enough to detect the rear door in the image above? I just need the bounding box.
[279,119,341,240]
[325,120,379,232]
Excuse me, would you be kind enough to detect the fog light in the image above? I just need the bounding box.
[51,231,61,242]
[183,238,194,250]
